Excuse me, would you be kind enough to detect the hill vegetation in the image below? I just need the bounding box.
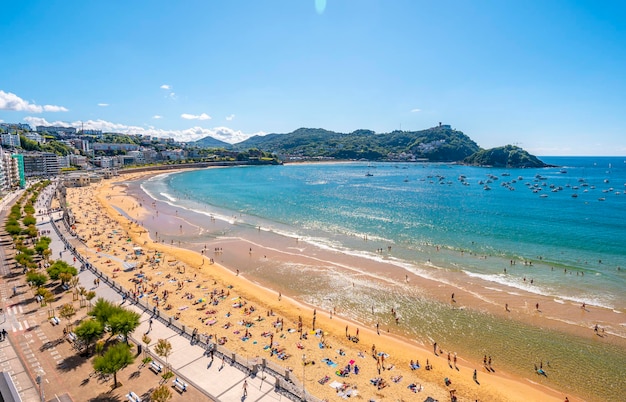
[463,145,548,168]
[231,125,481,162]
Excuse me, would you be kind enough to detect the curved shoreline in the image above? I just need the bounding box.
[66,168,604,401]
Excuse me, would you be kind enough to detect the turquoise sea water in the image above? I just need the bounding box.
[144,157,626,309]
[140,156,626,400]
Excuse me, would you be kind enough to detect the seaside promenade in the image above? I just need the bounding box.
[1,182,307,402]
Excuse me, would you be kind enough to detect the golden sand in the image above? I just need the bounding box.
[64,171,569,402]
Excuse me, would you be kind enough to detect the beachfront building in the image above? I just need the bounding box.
[6,153,26,189]
[22,152,61,178]
[92,156,120,169]
[127,150,146,164]
[161,149,185,160]
[69,154,89,169]
[61,172,102,187]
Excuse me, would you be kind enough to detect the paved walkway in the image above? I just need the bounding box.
[40,185,298,401]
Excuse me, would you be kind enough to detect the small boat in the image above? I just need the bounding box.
[598,197,606,201]
[365,172,373,177]
[559,169,567,174]
[571,193,578,198]
[483,185,491,191]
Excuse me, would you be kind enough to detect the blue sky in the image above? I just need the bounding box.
[1,0,625,155]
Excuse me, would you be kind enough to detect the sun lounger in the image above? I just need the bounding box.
[125,391,141,402]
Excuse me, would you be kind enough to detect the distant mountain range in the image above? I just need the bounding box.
[192,125,548,167]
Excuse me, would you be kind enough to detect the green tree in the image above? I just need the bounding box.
[35,237,52,256]
[88,298,117,325]
[85,290,97,305]
[93,342,134,388]
[5,221,22,236]
[142,334,151,358]
[154,339,172,366]
[25,225,38,238]
[22,215,36,226]
[108,310,140,344]
[74,319,104,355]
[26,270,48,287]
[47,260,78,281]
[59,303,76,330]
[35,287,54,307]
[150,385,172,402]
[15,252,34,269]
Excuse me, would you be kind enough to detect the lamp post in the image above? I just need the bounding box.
[35,375,44,402]
[302,353,306,401]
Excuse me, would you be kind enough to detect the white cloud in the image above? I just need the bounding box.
[0,90,68,113]
[22,116,262,144]
[98,103,109,107]
[226,114,235,121]
[160,84,171,90]
[153,115,163,119]
[410,108,421,113]
[181,113,211,121]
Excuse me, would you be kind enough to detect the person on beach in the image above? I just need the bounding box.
[473,369,478,383]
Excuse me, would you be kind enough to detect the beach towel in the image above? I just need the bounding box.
[329,381,343,389]
[321,358,337,367]
[318,376,330,385]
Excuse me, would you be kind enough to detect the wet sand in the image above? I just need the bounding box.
[63,169,621,401]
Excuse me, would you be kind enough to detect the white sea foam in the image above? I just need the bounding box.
[160,192,178,203]
[462,270,616,310]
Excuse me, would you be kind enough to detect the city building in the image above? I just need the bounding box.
[1,134,21,148]
[36,126,77,136]
[22,152,61,177]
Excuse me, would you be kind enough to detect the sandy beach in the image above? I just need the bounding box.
[62,169,593,402]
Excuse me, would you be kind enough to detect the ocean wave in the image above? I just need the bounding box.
[462,270,616,310]
[160,192,178,202]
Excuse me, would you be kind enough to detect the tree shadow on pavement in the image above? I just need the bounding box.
[57,353,88,372]
[39,338,65,351]
[88,394,122,402]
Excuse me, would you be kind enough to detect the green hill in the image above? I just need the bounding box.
[232,125,480,162]
[463,145,548,168]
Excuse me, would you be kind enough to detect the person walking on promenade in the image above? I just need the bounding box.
[242,379,248,397]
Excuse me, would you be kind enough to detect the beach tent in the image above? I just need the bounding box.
[423,397,438,402]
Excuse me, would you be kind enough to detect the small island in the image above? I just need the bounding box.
[463,145,550,168]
